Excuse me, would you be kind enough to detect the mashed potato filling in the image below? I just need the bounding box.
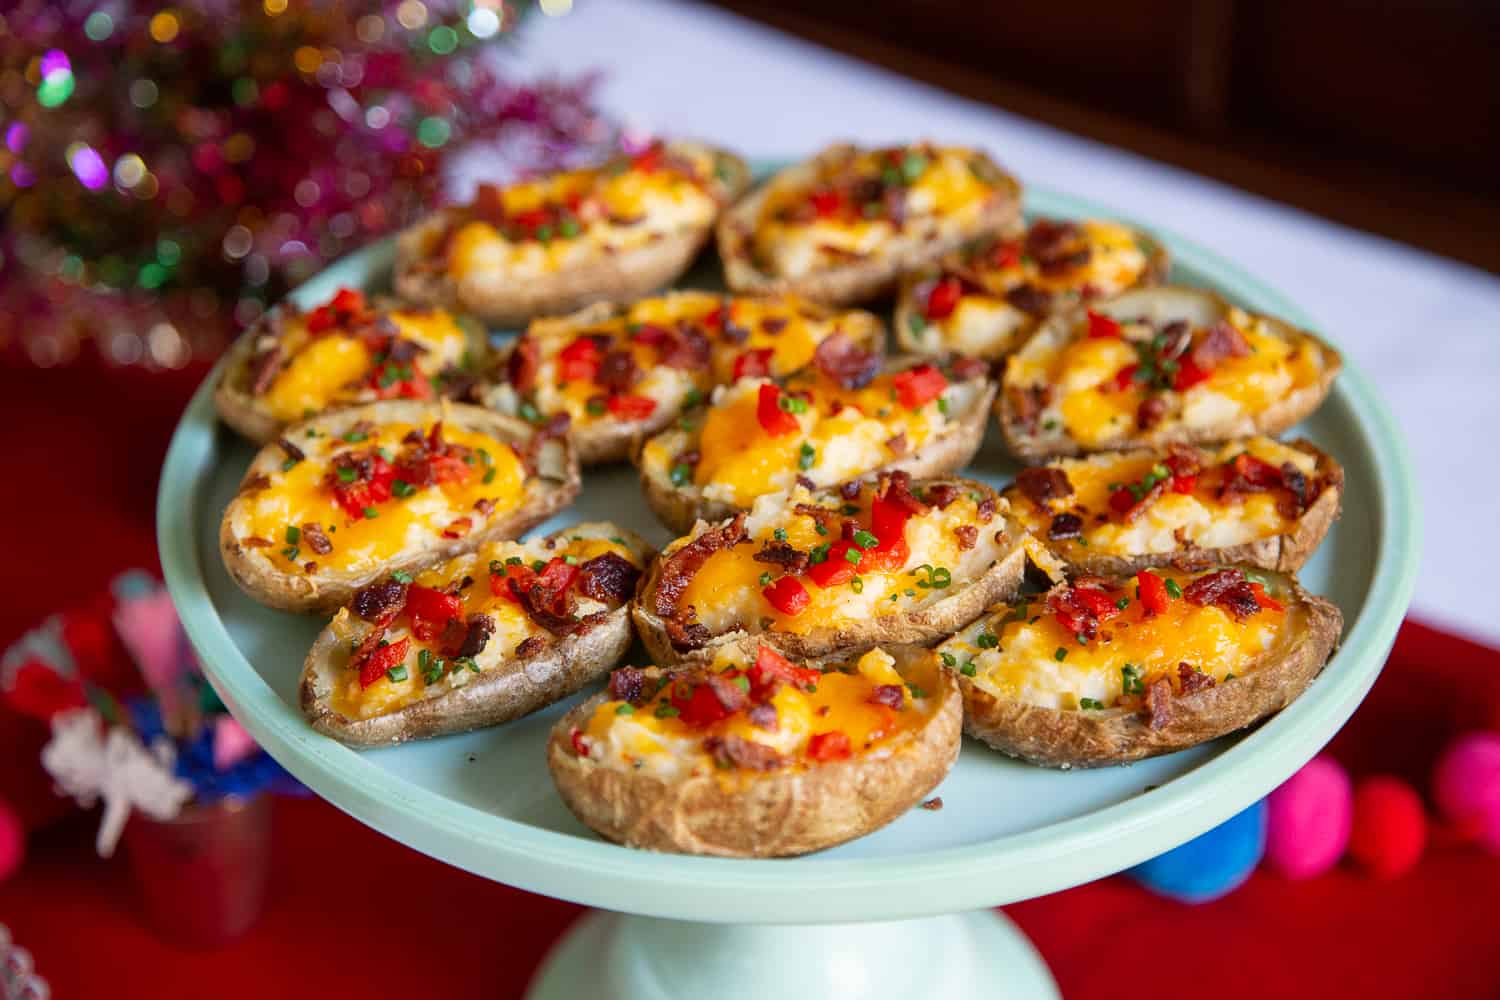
[232,418,525,576]
[941,568,1295,711]
[578,646,945,782]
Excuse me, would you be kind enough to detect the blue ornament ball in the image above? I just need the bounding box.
[1129,799,1268,903]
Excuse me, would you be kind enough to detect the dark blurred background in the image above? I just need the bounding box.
[715,0,1500,275]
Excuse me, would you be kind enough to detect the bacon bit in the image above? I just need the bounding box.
[1048,580,1122,640]
[241,536,273,548]
[515,635,547,658]
[708,734,784,771]
[304,562,318,574]
[977,497,997,522]
[813,331,880,390]
[1181,569,1262,620]
[352,578,408,623]
[839,480,862,501]
[796,475,817,491]
[920,797,944,811]
[456,614,495,659]
[473,498,496,518]
[1113,479,1167,523]
[949,355,991,381]
[955,524,979,550]
[876,470,931,517]
[654,514,748,649]
[578,552,642,604]
[1190,320,1251,371]
[793,503,840,533]
[886,431,910,456]
[733,348,774,381]
[1015,466,1074,506]
[925,483,960,509]
[1040,248,1091,276]
[301,522,332,555]
[868,685,905,709]
[704,673,751,713]
[248,344,285,395]
[1048,513,1084,541]
[761,316,789,335]
[1005,284,1051,316]
[1025,219,1081,261]
[240,474,272,495]
[442,517,473,540]
[1009,384,1054,430]
[277,437,306,465]
[1178,662,1215,695]
[807,731,852,762]
[507,335,540,392]
[1143,676,1174,730]
[1137,395,1169,430]
[754,541,810,576]
[597,349,640,393]
[608,667,647,703]
[747,702,778,731]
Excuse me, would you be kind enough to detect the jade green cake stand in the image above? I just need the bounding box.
[158,183,1418,999]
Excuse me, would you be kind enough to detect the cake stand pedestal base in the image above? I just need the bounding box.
[527,909,1059,1000]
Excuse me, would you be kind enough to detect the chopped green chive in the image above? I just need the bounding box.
[615,703,635,715]
[392,479,416,498]
[853,529,879,550]
[1054,647,1069,661]
[798,443,816,470]
[960,660,977,677]
[386,665,408,682]
[392,570,413,584]
[1164,578,1183,599]
[337,466,358,483]
[670,464,692,487]
[362,507,379,519]
[1080,698,1104,710]
[285,525,300,545]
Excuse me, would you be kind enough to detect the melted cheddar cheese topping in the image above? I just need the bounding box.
[1009,437,1322,556]
[328,525,643,721]
[437,145,726,280]
[750,144,1004,280]
[1005,304,1328,450]
[579,647,945,781]
[940,568,1294,710]
[230,419,526,576]
[662,481,1016,638]
[642,364,970,508]
[904,220,1151,360]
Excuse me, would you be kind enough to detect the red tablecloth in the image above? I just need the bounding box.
[2,356,1498,998]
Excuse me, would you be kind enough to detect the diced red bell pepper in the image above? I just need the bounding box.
[370,364,433,401]
[570,727,590,757]
[1112,365,1139,392]
[1172,358,1212,391]
[892,365,948,409]
[925,277,964,320]
[807,539,860,588]
[1071,585,1122,622]
[672,680,733,728]
[859,535,909,573]
[536,557,579,595]
[701,304,724,329]
[429,453,471,486]
[989,240,1022,269]
[809,188,844,218]
[762,576,811,616]
[1136,571,1170,616]
[358,637,411,688]
[1228,453,1284,488]
[1086,310,1122,339]
[733,348,775,381]
[307,287,367,333]
[1171,474,1198,494]
[607,394,658,420]
[870,493,911,546]
[489,562,536,602]
[559,337,604,382]
[1108,488,1136,514]
[630,323,671,346]
[1249,582,1284,612]
[630,144,663,173]
[807,731,852,762]
[749,645,821,699]
[405,585,464,642]
[331,454,396,520]
[756,383,800,436]
[510,208,550,232]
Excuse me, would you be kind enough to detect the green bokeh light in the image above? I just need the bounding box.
[428,25,459,54]
[37,71,75,107]
[416,116,451,148]
[84,12,115,41]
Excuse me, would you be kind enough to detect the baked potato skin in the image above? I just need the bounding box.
[997,288,1344,463]
[717,144,1022,308]
[211,302,490,446]
[218,401,580,615]
[632,479,1036,668]
[394,143,751,328]
[957,578,1343,768]
[634,376,998,538]
[892,228,1170,359]
[547,657,961,856]
[1008,437,1344,577]
[300,601,634,748]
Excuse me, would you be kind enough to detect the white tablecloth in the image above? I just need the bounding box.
[505,0,1500,646]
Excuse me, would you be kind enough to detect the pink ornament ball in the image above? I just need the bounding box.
[1265,755,1352,879]
[1433,731,1500,852]
[1349,776,1427,877]
[0,799,24,883]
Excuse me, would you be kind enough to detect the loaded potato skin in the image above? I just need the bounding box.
[483,291,885,465]
[219,400,580,614]
[998,286,1342,462]
[895,217,1168,361]
[395,140,749,327]
[300,522,652,747]
[548,643,961,856]
[718,142,1022,307]
[636,352,995,535]
[943,565,1342,768]
[633,472,1054,667]
[214,287,488,445]
[1005,436,1344,576]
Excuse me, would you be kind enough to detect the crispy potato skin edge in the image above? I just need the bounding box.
[546,667,962,856]
[717,145,1023,308]
[393,144,751,328]
[632,479,1031,668]
[218,400,581,615]
[958,578,1343,768]
[1004,437,1344,577]
[635,377,997,537]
